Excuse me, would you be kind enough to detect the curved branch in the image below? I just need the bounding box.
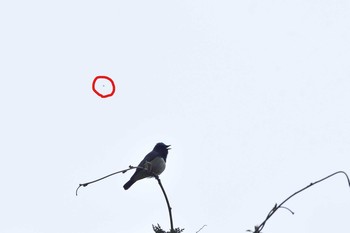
[154,175,174,232]
[252,171,350,233]
[279,206,294,215]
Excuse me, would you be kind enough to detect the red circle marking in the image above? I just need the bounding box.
[92,76,116,98]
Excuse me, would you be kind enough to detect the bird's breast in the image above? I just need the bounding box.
[150,157,166,175]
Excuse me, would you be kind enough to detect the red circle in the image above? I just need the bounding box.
[92,76,116,98]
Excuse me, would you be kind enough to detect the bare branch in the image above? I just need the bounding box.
[75,165,140,196]
[195,224,207,233]
[77,165,176,232]
[153,175,174,232]
[279,206,294,215]
[249,170,350,233]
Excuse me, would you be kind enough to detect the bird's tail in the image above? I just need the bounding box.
[123,179,135,190]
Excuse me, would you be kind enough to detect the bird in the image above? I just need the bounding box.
[123,142,171,190]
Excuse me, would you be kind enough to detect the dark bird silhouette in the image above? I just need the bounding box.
[123,142,171,190]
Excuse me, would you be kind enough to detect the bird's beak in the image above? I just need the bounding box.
[166,145,171,150]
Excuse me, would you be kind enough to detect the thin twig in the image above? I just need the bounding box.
[250,171,350,233]
[196,224,207,233]
[154,175,174,232]
[75,166,138,196]
[279,206,294,215]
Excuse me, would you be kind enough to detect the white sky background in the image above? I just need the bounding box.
[1,1,350,233]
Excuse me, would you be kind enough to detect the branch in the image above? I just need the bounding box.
[196,224,207,233]
[249,171,350,233]
[75,165,139,196]
[154,175,174,232]
[76,165,177,233]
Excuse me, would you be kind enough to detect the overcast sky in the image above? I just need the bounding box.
[1,1,350,233]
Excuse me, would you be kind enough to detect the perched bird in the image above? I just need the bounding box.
[123,142,171,190]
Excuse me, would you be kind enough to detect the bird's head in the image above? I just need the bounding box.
[154,142,171,152]
[154,143,171,160]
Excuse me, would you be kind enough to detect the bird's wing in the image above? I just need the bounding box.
[136,150,159,169]
[129,151,159,182]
